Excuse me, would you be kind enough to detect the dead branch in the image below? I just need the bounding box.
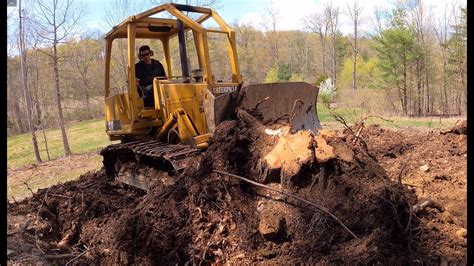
[23,181,35,196]
[214,170,357,239]
[50,193,72,199]
[44,252,81,260]
[35,187,51,254]
[252,96,270,112]
[265,113,290,125]
[367,115,394,123]
[329,109,353,133]
[353,116,368,144]
[65,246,92,265]
[11,195,18,204]
[289,99,304,123]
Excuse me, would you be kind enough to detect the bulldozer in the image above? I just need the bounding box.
[101,3,321,191]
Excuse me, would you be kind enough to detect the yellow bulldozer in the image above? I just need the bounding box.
[101,3,321,190]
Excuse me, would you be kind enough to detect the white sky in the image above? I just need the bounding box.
[7,0,466,42]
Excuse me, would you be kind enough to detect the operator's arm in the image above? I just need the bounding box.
[135,62,152,86]
[154,61,167,80]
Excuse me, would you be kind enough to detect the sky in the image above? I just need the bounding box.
[7,0,465,41]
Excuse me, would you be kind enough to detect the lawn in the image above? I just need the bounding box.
[7,119,113,169]
[316,106,461,130]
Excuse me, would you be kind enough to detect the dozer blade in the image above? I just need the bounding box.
[101,140,201,191]
[238,82,322,133]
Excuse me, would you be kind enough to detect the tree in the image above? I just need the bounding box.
[433,2,453,114]
[303,12,329,75]
[277,63,292,81]
[373,23,418,115]
[18,0,42,163]
[324,3,340,88]
[30,0,84,157]
[262,0,281,67]
[346,1,363,94]
[66,37,104,119]
[447,7,466,115]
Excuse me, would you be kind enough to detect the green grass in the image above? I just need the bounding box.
[316,105,461,129]
[7,119,113,169]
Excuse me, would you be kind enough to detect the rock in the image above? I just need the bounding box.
[419,164,430,173]
[455,228,467,238]
[257,201,287,241]
[7,249,15,257]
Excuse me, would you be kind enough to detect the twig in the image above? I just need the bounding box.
[367,115,394,123]
[289,99,304,123]
[266,113,290,125]
[329,109,353,133]
[23,181,35,196]
[199,239,213,266]
[11,195,18,204]
[44,252,81,260]
[49,194,72,199]
[65,246,92,265]
[252,96,270,112]
[214,170,357,239]
[329,110,369,150]
[35,187,51,254]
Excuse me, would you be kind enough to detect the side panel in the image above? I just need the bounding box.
[105,93,132,134]
[160,83,209,135]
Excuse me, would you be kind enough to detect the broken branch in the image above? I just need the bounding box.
[23,181,35,196]
[253,96,270,112]
[214,170,357,239]
[65,246,92,265]
[44,252,81,260]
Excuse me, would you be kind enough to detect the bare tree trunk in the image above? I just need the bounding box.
[403,63,408,115]
[83,80,93,119]
[416,61,422,116]
[19,0,42,163]
[347,1,363,94]
[53,45,71,156]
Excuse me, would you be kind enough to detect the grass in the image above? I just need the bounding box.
[316,105,461,130]
[7,119,113,169]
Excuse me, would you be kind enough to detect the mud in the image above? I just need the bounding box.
[7,116,467,264]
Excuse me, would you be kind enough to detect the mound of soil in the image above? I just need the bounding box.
[7,116,466,264]
[362,121,467,264]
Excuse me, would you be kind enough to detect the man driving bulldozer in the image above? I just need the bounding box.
[135,45,166,106]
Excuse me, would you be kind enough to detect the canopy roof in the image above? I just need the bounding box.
[104,3,228,40]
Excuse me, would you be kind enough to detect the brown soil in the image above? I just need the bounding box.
[7,115,467,265]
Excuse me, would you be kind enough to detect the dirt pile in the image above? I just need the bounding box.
[362,122,467,264]
[8,115,466,264]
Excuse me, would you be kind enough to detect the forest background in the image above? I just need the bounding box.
[7,0,466,164]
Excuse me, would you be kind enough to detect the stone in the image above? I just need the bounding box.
[419,164,430,173]
[455,228,467,238]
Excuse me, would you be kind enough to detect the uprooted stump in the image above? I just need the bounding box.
[7,109,421,265]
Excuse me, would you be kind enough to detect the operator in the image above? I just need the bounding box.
[135,45,166,101]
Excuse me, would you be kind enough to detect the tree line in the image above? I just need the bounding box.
[7,0,466,163]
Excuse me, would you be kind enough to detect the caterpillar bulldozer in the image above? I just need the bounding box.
[101,3,321,191]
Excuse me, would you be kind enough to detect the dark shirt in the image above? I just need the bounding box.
[135,59,166,87]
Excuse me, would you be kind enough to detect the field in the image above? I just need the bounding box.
[7,119,116,201]
[7,108,467,264]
